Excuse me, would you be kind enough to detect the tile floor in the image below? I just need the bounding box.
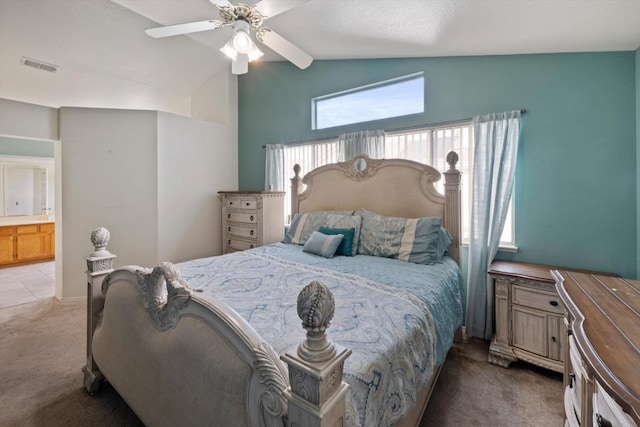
[0,261,55,309]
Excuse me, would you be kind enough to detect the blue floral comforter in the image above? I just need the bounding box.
[177,243,464,427]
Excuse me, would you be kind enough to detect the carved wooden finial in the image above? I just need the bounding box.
[90,227,112,257]
[446,151,459,170]
[296,281,337,363]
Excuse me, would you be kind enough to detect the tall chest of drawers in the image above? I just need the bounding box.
[218,191,285,254]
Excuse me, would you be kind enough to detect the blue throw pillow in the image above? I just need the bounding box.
[302,231,344,258]
[318,227,355,257]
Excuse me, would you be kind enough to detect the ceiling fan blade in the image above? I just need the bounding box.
[145,20,223,38]
[209,0,232,8]
[253,0,310,19]
[258,29,312,69]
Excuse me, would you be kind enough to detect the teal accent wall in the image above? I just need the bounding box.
[636,47,640,279]
[238,52,637,278]
[0,136,54,158]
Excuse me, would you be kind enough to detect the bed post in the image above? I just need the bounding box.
[290,164,303,218]
[443,151,462,267]
[281,281,352,427]
[82,227,116,394]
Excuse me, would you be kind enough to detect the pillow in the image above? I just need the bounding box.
[322,214,362,256]
[318,227,355,257]
[302,231,343,258]
[283,210,353,245]
[436,227,453,259]
[356,209,443,264]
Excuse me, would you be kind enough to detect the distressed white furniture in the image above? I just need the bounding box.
[83,153,462,427]
[488,261,567,372]
[552,271,639,427]
[218,191,285,254]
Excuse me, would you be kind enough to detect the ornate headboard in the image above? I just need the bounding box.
[290,153,462,265]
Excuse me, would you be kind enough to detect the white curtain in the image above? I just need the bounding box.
[264,144,285,191]
[466,110,522,340]
[338,130,385,161]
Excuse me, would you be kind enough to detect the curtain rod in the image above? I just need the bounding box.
[262,109,527,148]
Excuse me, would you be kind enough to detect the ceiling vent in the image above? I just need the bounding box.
[21,57,58,73]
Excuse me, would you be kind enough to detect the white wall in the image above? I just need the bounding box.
[157,112,237,262]
[59,107,159,301]
[0,98,58,140]
[191,68,237,125]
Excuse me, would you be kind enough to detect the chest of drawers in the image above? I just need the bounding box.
[218,191,285,254]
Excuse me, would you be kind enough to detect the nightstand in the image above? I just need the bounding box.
[487,261,618,373]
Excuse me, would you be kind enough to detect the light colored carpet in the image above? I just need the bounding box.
[0,298,564,426]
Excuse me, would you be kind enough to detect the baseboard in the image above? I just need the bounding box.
[55,295,86,304]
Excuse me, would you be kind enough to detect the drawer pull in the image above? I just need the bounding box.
[249,244,254,249]
[227,239,231,245]
[568,373,575,388]
[549,300,559,307]
[245,202,250,206]
[596,413,612,427]
[250,230,254,236]
[250,215,254,221]
[227,213,231,219]
[229,201,234,205]
[551,336,556,343]
[228,227,231,232]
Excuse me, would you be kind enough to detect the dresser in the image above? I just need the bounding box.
[552,271,639,427]
[218,191,285,254]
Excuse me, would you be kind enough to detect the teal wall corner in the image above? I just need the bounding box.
[0,136,55,158]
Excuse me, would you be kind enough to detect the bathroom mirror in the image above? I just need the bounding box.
[4,166,48,216]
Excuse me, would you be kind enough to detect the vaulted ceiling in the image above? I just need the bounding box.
[1,0,638,115]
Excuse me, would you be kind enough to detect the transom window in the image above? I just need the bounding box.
[312,72,425,130]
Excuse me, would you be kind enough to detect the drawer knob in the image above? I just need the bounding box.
[250,230,254,236]
[551,336,556,343]
[227,240,231,245]
[229,201,234,205]
[596,414,612,427]
[228,227,231,232]
[249,244,254,249]
[227,213,231,219]
[549,300,558,307]
[245,202,250,206]
[250,215,254,221]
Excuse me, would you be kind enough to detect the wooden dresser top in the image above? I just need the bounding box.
[554,271,640,424]
[489,261,618,283]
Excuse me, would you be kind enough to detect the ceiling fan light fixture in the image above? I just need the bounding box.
[231,20,252,54]
[220,39,238,61]
[247,43,263,62]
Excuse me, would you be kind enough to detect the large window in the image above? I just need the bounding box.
[281,123,516,248]
[312,73,424,130]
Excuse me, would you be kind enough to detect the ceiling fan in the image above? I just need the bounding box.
[145,0,312,75]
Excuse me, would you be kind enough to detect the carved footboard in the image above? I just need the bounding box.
[83,228,350,427]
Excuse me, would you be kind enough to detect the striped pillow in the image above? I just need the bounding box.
[302,231,344,258]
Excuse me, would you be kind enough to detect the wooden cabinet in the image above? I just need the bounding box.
[0,222,55,266]
[553,271,639,427]
[218,191,285,254]
[488,261,567,372]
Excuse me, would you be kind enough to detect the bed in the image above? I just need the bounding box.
[83,152,464,427]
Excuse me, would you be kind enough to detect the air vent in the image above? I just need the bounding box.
[21,57,58,73]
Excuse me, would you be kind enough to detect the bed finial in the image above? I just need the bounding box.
[296,281,336,363]
[90,227,112,257]
[293,163,301,178]
[446,151,459,170]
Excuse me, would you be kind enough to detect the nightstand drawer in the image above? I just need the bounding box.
[512,285,564,315]
[593,381,637,427]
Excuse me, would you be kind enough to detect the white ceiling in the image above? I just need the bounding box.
[1,0,639,115]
